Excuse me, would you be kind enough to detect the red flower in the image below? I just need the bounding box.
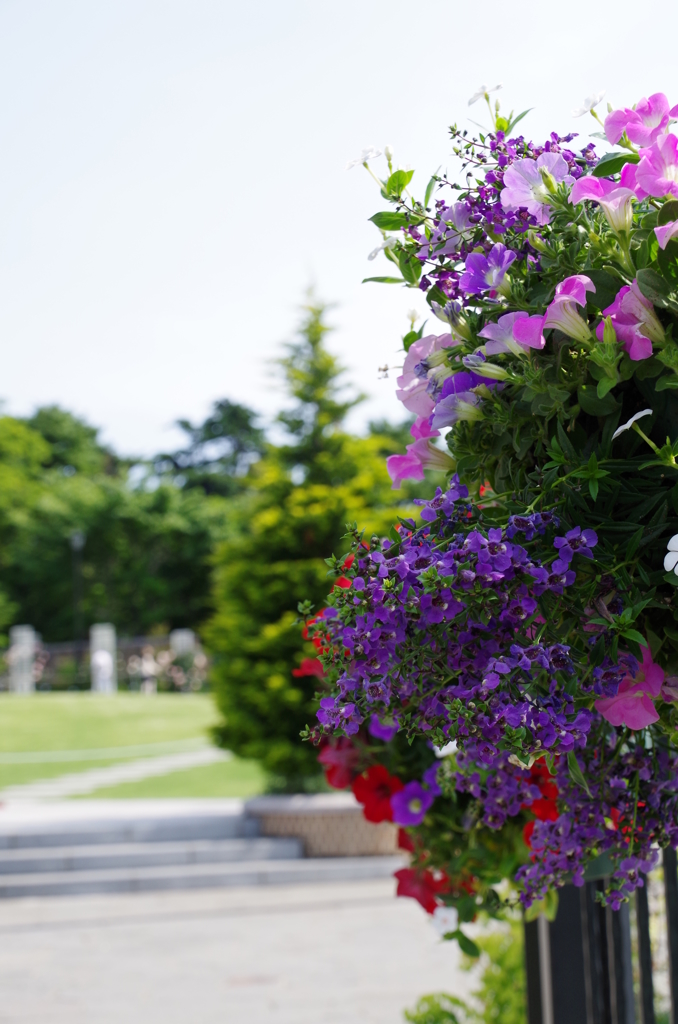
[397,828,415,852]
[291,658,325,679]
[333,576,352,590]
[523,820,535,849]
[530,798,559,822]
[317,738,360,789]
[342,554,355,569]
[394,867,450,914]
[352,765,404,822]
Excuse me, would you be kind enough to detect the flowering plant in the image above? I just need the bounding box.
[304,87,678,944]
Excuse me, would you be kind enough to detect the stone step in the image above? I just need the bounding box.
[0,800,256,848]
[0,855,405,898]
[0,837,303,874]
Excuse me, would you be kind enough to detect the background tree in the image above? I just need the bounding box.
[152,400,265,496]
[206,300,431,789]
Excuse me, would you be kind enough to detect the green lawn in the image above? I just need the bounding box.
[0,693,219,752]
[77,758,267,799]
[0,693,267,797]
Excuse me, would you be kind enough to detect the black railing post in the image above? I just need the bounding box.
[663,847,678,1024]
[636,878,655,1024]
[607,901,634,1024]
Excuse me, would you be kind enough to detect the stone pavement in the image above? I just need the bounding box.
[0,878,473,1024]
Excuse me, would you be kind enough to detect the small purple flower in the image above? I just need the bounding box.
[459,243,516,295]
[368,714,399,742]
[422,763,442,796]
[554,527,598,564]
[391,781,435,826]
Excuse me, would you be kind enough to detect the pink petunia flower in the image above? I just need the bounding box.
[395,334,458,416]
[604,93,674,147]
[595,279,663,361]
[500,152,575,226]
[386,417,454,489]
[569,175,635,234]
[543,275,595,343]
[478,311,541,356]
[595,645,664,730]
[655,221,678,249]
[636,134,678,199]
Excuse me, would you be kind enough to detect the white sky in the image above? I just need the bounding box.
[0,0,676,456]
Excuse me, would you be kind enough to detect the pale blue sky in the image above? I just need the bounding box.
[0,0,676,455]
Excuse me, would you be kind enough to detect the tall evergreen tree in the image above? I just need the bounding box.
[206,301,423,788]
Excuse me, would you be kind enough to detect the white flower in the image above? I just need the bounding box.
[384,144,394,162]
[665,535,678,574]
[611,409,653,440]
[468,83,502,107]
[346,147,382,170]
[367,236,397,261]
[572,91,606,118]
[434,740,457,758]
[406,309,419,323]
[432,905,458,937]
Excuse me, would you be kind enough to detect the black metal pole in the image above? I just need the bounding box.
[636,877,655,1024]
[663,847,678,1024]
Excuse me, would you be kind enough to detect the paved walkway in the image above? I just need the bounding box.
[0,748,230,801]
[0,879,473,1024]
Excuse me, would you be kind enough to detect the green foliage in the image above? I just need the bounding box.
[206,301,426,787]
[404,921,526,1024]
[0,409,230,641]
[26,405,119,475]
[153,399,266,496]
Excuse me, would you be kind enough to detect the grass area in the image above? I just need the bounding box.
[76,758,267,799]
[0,693,219,752]
[0,693,268,798]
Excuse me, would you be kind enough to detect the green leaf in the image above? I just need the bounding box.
[568,750,592,797]
[454,930,481,958]
[384,169,414,197]
[657,200,678,226]
[637,267,673,306]
[424,171,440,209]
[369,211,409,230]
[588,477,599,501]
[658,240,678,285]
[361,276,405,284]
[426,284,448,309]
[505,108,533,134]
[592,151,640,177]
[585,269,622,312]
[577,385,620,416]
[556,421,577,462]
[398,249,422,285]
[621,628,649,646]
[596,377,616,399]
[655,375,678,391]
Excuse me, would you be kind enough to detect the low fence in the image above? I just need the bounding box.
[0,634,210,693]
[525,848,678,1024]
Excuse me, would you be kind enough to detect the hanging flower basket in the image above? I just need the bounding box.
[304,88,678,950]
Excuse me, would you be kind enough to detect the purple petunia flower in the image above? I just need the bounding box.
[553,526,598,564]
[391,781,435,826]
[478,311,541,356]
[500,152,575,225]
[459,243,516,295]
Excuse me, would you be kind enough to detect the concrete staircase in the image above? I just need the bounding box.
[0,799,403,897]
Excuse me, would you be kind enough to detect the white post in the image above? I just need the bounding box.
[9,626,36,694]
[169,629,196,656]
[90,623,117,693]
